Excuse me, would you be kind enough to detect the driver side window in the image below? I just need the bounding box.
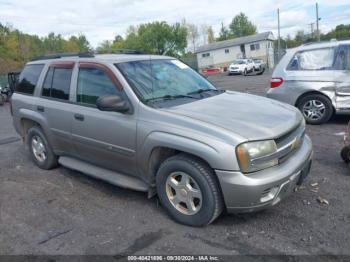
[77,67,122,105]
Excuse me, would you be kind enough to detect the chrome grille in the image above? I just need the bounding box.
[276,123,305,164]
[249,122,305,167]
[250,122,305,167]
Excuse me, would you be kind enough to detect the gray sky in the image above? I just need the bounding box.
[0,0,349,47]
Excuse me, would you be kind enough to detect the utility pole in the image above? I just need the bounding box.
[316,2,320,41]
[277,8,281,61]
[308,22,315,39]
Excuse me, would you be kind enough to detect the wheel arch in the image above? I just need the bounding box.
[20,118,43,142]
[147,146,215,185]
[18,109,50,141]
[140,131,238,194]
[295,90,335,112]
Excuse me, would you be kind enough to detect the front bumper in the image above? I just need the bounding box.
[229,68,243,74]
[216,135,313,213]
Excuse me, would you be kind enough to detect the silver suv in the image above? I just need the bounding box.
[11,53,313,226]
[267,40,350,124]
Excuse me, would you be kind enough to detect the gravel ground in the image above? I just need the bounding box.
[0,71,349,257]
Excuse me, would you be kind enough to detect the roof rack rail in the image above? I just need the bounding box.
[97,49,145,55]
[302,40,330,46]
[301,38,350,46]
[30,52,95,61]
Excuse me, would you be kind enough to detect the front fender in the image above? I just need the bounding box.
[138,131,240,179]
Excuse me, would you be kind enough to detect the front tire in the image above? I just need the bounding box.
[341,146,350,164]
[156,154,224,226]
[0,95,4,105]
[27,126,58,170]
[297,94,333,125]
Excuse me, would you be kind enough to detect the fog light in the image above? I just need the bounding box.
[260,186,279,203]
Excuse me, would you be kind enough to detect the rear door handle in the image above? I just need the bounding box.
[74,114,84,121]
[37,106,45,112]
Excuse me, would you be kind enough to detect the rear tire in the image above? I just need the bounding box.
[256,68,265,75]
[0,95,4,105]
[156,154,224,226]
[242,69,247,76]
[27,126,58,170]
[297,94,333,125]
[341,146,350,164]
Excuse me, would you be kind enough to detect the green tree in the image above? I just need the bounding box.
[294,30,305,46]
[218,22,229,41]
[229,13,257,38]
[0,22,92,74]
[96,40,113,53]
[120,21,187,56]
[321,24,350,40]
[76,34,91,52]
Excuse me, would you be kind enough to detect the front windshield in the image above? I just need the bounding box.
[233,60,246,65]
[116,59,217,103]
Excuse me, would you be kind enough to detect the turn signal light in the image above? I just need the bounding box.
[270,77,284,88]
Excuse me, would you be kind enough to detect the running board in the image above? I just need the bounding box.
[58,156,148,192]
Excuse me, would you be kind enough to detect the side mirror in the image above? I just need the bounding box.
[96,95,130,113]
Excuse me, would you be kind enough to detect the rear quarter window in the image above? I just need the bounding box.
[16,64,44,94]
[287,48,335,71]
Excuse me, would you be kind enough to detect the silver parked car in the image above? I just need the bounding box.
[11,53,313,226]
[253,59,266,72]
[267,40,350,124]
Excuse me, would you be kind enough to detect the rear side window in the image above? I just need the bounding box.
[287,48,335,71]
[42,68,72,100]
[334,45,350,70]
[16,64,44,94]
[77,68,122,105]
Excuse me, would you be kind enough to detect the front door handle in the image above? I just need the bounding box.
[37,106,45,112]
[74,114,84,121]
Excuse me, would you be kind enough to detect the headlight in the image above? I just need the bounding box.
[236,140,278,173]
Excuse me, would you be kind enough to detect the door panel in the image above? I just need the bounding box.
[71,63,137,175]
[38,99,74,154]
[37,62,75,154]
[334,45,350,110]
[71,105,137,175]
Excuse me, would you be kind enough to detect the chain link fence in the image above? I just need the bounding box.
[181,57,198,71]
[274,48,287,67]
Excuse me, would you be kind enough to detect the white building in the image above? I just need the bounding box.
[196,32,275,71]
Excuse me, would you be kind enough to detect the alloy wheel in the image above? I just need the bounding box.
[165,171,203,215]
[31,135,47,162]
[302,99,326,121]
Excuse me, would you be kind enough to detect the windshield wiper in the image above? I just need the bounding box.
[145,94,199,103]
[187,89,224,95]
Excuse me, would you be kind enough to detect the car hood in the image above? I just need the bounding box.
[162,91,302,141]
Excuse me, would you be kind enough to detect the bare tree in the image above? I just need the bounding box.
[200,24,209,46]
[207,26,215,44]
[186,23,199,53]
